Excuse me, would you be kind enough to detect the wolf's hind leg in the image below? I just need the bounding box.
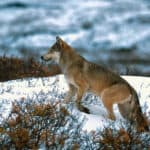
[101,84,131,120]
[118,102,132,121]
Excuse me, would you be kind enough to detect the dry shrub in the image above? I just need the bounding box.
[0,98,149,149]
[0,99,72,149]
[0,56,61,81]
[96,125,150,149]
[72,143,80,150]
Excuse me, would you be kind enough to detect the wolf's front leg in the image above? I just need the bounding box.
[64,84,77,103]
[75,88,90,114]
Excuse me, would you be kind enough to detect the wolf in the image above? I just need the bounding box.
[41,36,149,132]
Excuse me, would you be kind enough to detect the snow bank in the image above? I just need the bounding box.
[0,75,149,131]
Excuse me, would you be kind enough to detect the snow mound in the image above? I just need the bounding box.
[0,75,150,131]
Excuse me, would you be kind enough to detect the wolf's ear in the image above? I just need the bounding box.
[56,36,61,41]
[56,36,63,48]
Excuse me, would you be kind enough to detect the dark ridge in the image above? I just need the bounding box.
[108,57,150,65]
[1,2,28,8]
[110,45,137,53]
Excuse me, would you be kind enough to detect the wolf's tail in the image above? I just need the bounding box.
[130,88,149,132]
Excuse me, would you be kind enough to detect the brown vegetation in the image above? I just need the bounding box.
[0,99,149,149]
[0,100,71,149]
[0,56,61,82]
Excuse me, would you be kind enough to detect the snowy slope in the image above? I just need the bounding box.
[0,75,150,131]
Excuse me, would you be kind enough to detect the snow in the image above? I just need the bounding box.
[0,75,150,131]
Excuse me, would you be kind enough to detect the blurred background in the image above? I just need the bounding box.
[0,0,150,75]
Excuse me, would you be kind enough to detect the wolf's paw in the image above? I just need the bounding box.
[79,105,90,114]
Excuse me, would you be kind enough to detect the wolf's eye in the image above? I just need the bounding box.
[48,42,61,52]
[55,43,60,50]
[48,46,56,52]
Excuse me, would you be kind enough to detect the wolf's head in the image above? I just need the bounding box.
[41,36,65,63]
